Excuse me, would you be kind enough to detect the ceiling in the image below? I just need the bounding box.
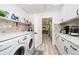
[18,4,63,14]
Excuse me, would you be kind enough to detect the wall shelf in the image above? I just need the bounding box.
[0,16,30,25]
[60,16,79,25]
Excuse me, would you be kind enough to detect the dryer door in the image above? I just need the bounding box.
[27,38,34,51]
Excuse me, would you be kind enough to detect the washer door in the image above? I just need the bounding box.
[14,46,25,55]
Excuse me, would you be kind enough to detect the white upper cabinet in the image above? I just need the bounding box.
[62,4,79,22]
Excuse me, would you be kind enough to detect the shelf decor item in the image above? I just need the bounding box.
[16,16,19,21]
[11,13,16,20]
[76,9,79,15]
[0,9,9,17]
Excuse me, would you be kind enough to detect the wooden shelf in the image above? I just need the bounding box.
[0,16,30,25]
[60,16,79,25]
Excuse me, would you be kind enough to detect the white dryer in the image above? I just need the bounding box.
[0,35,27,55]
[25,32,35,55]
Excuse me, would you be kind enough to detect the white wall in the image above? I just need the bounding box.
[0,4,34,24]
[38,11,62,24]
[62,4,79,21]
[34,10,62,48]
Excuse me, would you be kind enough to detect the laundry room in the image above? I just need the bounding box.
[1,1,79,59]
[0,4,62,55]
[1,0,79,56]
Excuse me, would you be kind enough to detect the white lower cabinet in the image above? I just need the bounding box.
[60,38,68,55]
[58,37,65,55]
[67,42,79,55]
[63,40,70,55]
[57,37,63,54]
[55,35,60,51]
[55,34,79,55]
[55,35,66,55]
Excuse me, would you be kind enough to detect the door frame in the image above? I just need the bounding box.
[41,16,54,45]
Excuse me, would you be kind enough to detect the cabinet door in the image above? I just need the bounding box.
[67,42,79,55]
[55,34,60,46]
[55,34,79,55]
[58,37,64,55]
[55,35,62,54]
[55,35,60,48]
[55,34,65,55]
[55,36,66,55]
[62,40,70,55]
[55,34,70,55]
[59,38,79,55]
[59,37,69,55]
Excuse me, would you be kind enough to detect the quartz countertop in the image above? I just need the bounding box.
[56,33,79,46]
[0,31,34,42]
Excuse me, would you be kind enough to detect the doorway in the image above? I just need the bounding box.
[42,17,52,43]
[41,17,53,54]
[35,17,58,55]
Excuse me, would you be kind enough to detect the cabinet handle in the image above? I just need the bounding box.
[23,38,26,40]
[34,32,37,34]
[61,39,64,42]
[64,46,66,50]
[64,46,68,54]
[70,45,77,51]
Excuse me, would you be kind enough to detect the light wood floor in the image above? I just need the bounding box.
[36,34,59,55]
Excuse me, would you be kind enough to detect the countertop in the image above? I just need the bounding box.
[0,31,34,42]
[56,33,79,46]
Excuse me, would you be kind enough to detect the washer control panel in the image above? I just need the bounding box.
[18,36,27,44]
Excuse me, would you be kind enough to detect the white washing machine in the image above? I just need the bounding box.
[25,33,35,55]
[0,35,27,55]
